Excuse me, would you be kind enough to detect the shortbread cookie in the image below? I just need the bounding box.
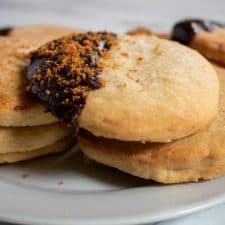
[0,25,76,126]
[0,135,73,163]
[171,19,225,65]
[0,37,57,126]
[0,123,73,154]
[28,32,218,142]
[79,64,225,183]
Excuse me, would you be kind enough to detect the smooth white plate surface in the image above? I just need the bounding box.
[1,0,225,225]
[0,147,225,225]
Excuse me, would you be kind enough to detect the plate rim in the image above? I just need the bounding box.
[0,178,225,225]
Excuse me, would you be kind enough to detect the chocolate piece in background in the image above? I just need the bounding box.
[0,27,13,36]
[171,19,225,45]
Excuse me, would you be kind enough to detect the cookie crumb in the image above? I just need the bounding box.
[117,83,127,88]
[14,105,26,111]
[136,57,143,64]
[58,181,64,186]
[128,68,138,73]
[153,44,162,55]
[21,173,30,179]
[121,52,128,57]
[28,32,117,123]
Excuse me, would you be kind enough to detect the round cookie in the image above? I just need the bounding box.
[0,37,57,126]
[28,33,219,142]
[79,64,225,184]
[0,123,73,153]
[190,29,225,66]
[0,24,77,127]
[79,35,218,141]
[0,135,73,164]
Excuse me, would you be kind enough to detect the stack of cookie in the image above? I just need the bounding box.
[0,25,75,163]
[27,31,222,183]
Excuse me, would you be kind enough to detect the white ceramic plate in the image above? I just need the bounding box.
[0,147,225,225]
[1,0,225,224]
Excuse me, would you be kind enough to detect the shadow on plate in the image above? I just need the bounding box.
[0,146,158,189]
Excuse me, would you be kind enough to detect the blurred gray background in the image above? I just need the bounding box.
[0,0,225,33]
[0,0,225,225]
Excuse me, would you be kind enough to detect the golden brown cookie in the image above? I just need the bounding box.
[171,19,225,65]
[190,29,225,65]
[79,64,225,183]
[79,35,219,142]
[9,24,77,45]
[28,33,219,142]
[0,123,73,154]
[0,25,76,126]
[0,24,77,45]
[0,135,73,163]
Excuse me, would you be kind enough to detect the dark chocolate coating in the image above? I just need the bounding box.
[27,32,116,124]
[171,19,225,45]
[0,27,13,36]
[28,58,101,123]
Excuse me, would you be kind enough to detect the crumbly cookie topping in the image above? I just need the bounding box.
[27,31,117,123]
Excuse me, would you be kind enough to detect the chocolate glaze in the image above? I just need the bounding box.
[171,19,225,45]
[27,32,116,124]
[0,27,13,36]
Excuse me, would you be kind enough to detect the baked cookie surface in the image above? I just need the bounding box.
[0,135,73,163]
[171,19,225,65]
[78,64,225,183]
[0,25,75,126]
[28,33,219,142]
[0,122,73,154]
[79,35,218,142]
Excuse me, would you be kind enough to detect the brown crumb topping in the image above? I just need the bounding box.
[27,31,117,123]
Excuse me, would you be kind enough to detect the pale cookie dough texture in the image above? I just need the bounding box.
[79,35,219,142]
[79,64,225,184]
[0,25,75,126]
[0,136,73,164]
[190,29,225,66]
[0,123,72,154]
